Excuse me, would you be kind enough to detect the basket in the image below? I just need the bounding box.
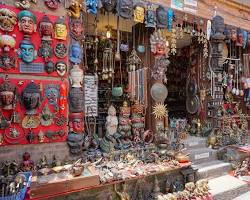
[0,172,32,200]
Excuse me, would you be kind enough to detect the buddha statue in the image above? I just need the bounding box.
[38,15,53,41]
[69,87,84,113]
[69,42,83,64]
[69,65,83,88]
[54,17,67,40]
[17,10,37,35]
[21,81,40,115]
[0,76,16,110]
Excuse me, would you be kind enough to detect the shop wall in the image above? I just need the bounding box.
[0,1,70,163]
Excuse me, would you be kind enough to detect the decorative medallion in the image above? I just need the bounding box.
[152,103,167,119]
[38,41,53,61]
[54,43,67,58]
[22,115,40,129]
[41,104,54,126]
[0,8,17,32]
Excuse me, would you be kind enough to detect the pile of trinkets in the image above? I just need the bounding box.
[157,179,213,200]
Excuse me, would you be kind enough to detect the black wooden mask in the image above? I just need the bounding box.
[116,0,133,19]
[156,6,167,28]
[101,0,117,12]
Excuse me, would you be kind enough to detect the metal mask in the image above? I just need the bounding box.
[21,81,40,115]
[45,84,59,106]
[54,43,67,58]
[135,6,145,24]
[69,65,84,88]
[54,17,67,40]
[55,61,67,76]
[0,8,17,32]
[156,6,167,28]
[18,36,37,63]
[67,132,84,155]
[86,0,98,15]
[116,0,133,19]
[45,61,55,74]
[38,41,53,60]
[69,42,83,64]
[69,112,84,133]
[70,19,84,41]
[18,10,37,35]
[211,15,225,40]
[44,0,60,10]
[69,87,84,113]
[145,4,156,28]
[0,76,16,110]
[38,15,53,41]
[101,0,117,12]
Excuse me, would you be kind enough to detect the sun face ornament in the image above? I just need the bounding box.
[152,103,167,120]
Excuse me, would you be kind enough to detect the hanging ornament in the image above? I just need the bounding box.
[145,3,157,28]
[170,28,177,55]
[127,49,142,71]
[167,8,174,31]
[152,103,167,120]
[150,29,169,57]
[134,4,145,23]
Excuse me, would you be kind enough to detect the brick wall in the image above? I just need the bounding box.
[0,0,70,165]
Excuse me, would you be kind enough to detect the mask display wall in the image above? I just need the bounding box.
[0,5,68,77]
[0,78,68,146]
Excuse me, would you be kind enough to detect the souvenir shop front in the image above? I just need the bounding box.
[0,0,250,200]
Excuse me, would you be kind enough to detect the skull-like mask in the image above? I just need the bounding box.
[0,8,17,32]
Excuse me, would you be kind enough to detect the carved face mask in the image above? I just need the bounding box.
[243,30,248,49]
[54,17,67,40]
[0,8,17,32]
[236,28,243,47]
[0,77,16,110]
[39,15,53,41]
[0,34,16,52]
[156,6,167,28]
[69,113,84,133]
[86,0,98,15]
[56,61,67,76]
[18,10,37,34]
[116,0,133,19]
[45,85,59,105]
[45,61,55,74]
[231,28,237,41]
[134,5,145,23]
[69,87,84,113]
[45,0,60,10]
[22,82,40,114]
[70,19,84,41]
[69,42,83,64]
[101,0,117,12]
[18,36,37,63]
[67,132,84,155]
[38,41,53,60]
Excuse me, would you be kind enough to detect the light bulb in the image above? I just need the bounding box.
[106,30,111,39]
[166,41,169,47]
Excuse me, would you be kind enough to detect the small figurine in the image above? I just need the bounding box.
[15,0,37,9]
[18,36,37,63]
[67,0,83,18]
[19,152,34,171]
[69,42,83,64]
[37,155,49,169]
[0,76,16,110]
[106,105,118,136]
[69,65,84,88]
[17,10,37,35]
[0,8,17,32]
[54,17,67,40]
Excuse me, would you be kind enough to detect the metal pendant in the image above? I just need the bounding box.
[41,104,54,126]
[22,115,40,129]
